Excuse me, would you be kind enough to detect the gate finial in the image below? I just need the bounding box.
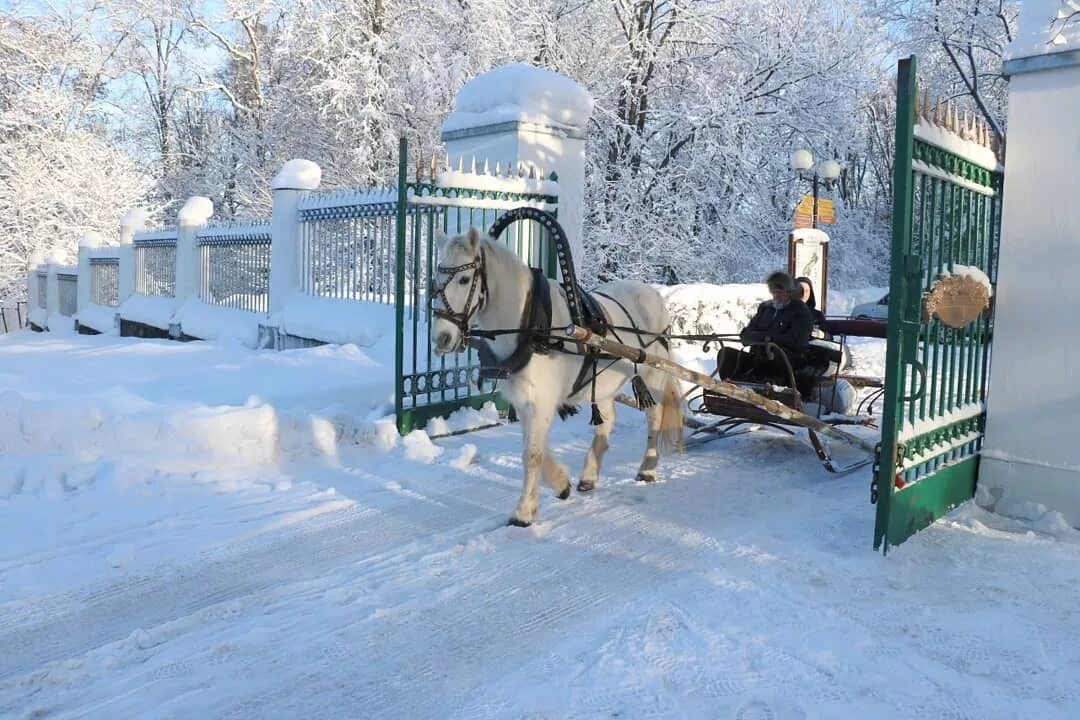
[933,96,942,126]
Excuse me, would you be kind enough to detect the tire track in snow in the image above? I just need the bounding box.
[0,479,515,684]
[196,499,721,720]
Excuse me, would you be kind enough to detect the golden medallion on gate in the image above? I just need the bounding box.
[921,271,992,328]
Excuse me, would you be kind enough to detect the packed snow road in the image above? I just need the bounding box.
[2,331,1079,720]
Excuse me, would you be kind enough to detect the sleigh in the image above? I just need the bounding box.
[680,318,887,474]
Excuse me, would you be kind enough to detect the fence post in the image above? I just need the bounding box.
[441,63,592,272]
[269,160,322,315]
[45,259,61,328]
[174,197,213,326]
[76,232,103,320]
[118,209,147,306]
[27,266,39,310]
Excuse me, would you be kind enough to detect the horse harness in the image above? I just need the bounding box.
[436,249,667,424]
[431,246,489,347]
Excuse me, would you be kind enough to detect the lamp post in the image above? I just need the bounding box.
[790,149,842,229]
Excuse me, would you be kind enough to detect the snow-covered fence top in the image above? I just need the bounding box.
[911,90,1003,174]
[298,187,398,219]
[196,221,272,243]
[133,228,179,246]
[87,247,120,262]
[196,220,272,314]
[296,171,559,220]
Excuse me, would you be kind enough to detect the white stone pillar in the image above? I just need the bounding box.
[175,197,213,314]
[45,261,61,326]
[980,2,1080,527]
[76,231,103,316]
[269,160,322,315]
[118,209,147,305]
[441,63,593,273]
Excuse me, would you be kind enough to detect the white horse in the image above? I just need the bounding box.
[432,227,683,527]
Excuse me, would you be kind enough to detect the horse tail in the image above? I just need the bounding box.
[658,374,684,455]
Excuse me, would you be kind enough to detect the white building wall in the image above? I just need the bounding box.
[980,1,1080,525]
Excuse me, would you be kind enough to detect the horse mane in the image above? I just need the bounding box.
[479,233,525,275]
[443,228,527,284]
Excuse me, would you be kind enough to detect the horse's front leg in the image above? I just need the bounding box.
[578,398,615,493]
[510,397,557,527]
[636,402,663,483]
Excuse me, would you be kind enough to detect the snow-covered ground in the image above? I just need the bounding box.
[2,315,1079,719]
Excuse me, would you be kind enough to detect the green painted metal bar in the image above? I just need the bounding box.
[874,55,918,553]
[885,456,979,548]
[411,199,421,412]
[425,208,437,408]
[917,173,934,427]
[394,137,409,434]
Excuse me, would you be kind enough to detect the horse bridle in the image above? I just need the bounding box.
[432,246,489,347]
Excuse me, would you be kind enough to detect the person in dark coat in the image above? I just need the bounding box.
[717,271,813,384]
[794,276,827,332]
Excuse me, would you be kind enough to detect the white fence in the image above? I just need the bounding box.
[25,154,561,350]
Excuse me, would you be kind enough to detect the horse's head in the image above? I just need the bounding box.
[432,226,488,356]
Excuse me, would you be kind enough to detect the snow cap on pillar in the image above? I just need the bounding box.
[442,63,594,136]
[119,208,149,236]
[1007,0,1080,62]
[79,231,104,249]
[271,160,322,191]
[178,196,214,226]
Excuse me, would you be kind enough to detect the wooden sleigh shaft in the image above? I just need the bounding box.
[561,324,878,456]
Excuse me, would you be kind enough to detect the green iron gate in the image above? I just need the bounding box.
[392,139,559,434]
[873,56,1004,552]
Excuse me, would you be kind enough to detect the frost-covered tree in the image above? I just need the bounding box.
[875,0,1018,142]
[0,2,151,302]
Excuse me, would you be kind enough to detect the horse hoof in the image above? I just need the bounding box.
[507,517,531,528]
[577,480,595,493]
[557,485,572,500]
[636,472,657,483]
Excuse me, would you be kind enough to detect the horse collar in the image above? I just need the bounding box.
[472,268,553,380]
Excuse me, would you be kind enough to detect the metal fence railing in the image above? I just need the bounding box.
[197,224,272,313]
[57,273,78,316]
[298,190,399,304]
[134,231,178,297]
[89,258,120,307]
